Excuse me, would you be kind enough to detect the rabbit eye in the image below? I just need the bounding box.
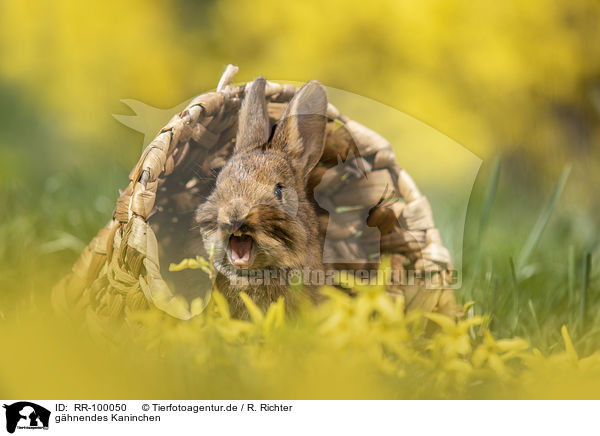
[274,183,283,202]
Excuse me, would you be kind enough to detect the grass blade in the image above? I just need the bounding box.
[468,159,501,301]
[579,252,592,333]
[509,257,520,333]
[528,298,542,340]
[568,245,576,313]
[516,164,571,273]
[479,157,501,237]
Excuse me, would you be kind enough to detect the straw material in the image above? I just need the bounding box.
[53,65,456,323]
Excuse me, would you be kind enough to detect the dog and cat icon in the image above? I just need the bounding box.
[3,402,50,434]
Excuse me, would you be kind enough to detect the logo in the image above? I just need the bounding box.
[3,402,50,434]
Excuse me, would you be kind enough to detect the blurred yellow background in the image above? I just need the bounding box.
[1,0,598,162]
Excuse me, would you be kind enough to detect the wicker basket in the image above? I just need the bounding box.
[52,65,456,323]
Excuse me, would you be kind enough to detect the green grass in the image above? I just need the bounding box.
[461,160,598,355]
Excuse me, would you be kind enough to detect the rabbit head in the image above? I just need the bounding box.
[195,77,328,284]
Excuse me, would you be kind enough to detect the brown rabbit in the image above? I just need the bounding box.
[194,77,328,317]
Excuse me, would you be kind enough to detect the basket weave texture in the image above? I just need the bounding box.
[52,65,456,322]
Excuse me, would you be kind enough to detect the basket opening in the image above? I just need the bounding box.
[146,101,400,299]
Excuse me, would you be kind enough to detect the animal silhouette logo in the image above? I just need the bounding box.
[113,99,191,147]
[3,402,50,433]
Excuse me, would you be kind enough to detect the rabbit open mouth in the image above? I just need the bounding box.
[227,234,256,268]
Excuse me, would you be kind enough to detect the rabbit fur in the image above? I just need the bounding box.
[195,77,328,317]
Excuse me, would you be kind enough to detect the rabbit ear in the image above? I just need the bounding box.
[271,80,328,180]
[235,76,270,152]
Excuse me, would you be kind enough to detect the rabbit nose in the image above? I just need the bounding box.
[220,217,248,234]
[228,219,246,232]
[218,200,250,232]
